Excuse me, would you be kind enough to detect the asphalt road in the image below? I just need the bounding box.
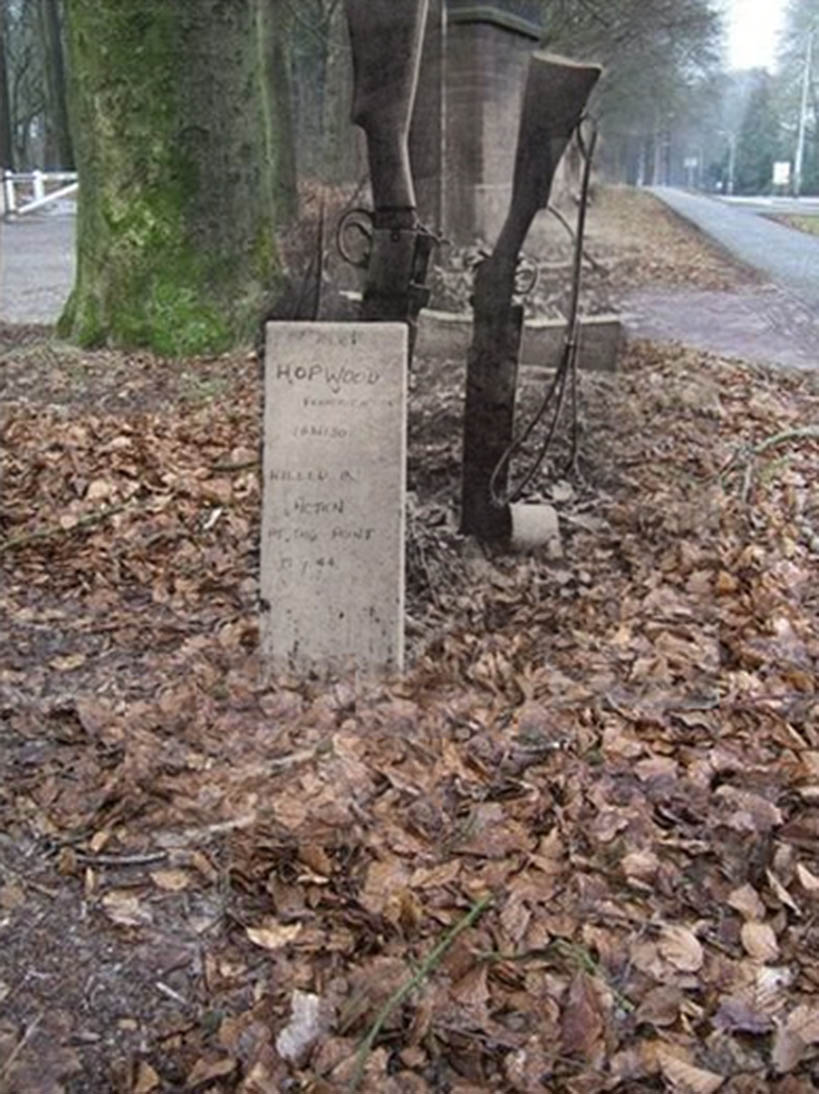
[650,187,819,307]
[0,206,76,324]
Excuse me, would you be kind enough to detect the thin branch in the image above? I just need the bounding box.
[0,1012,43,1084]
[0,501,132,556]
[74,850,168,868]
[349,893,493,1092]
[720,425,819,502]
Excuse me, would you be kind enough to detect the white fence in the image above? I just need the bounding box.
[2,169,78,218]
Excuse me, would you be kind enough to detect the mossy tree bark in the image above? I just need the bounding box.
[59,0,296,355]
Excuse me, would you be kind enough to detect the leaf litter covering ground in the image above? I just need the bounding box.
[0,195,817,1091]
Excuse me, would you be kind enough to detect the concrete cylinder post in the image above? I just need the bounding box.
[2,170,15,215]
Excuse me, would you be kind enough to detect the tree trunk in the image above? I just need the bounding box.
[0,11,13,169]
[59,0,295,354]
[37,0,74,169]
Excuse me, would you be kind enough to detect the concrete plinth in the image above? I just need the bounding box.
[415,308,623,372]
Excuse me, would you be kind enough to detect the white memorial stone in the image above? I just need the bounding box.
[261,322,407,675]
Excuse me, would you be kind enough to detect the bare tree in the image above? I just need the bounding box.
[37,0,73,167]
[0,5,14,167]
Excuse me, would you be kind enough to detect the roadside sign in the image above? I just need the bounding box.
[773,161,791,186]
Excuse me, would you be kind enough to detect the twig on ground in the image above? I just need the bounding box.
[74,850,169,868]
[0,1012,44,1084]
[0,501,132,556]
[719,424,819,500]
[157,813,258,848]
[349,892,493,1092]
[208,459,258,473]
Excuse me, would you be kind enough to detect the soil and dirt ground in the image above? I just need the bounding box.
[1,189,818,1093]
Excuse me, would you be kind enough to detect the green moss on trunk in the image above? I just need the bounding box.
[60,0,293,354]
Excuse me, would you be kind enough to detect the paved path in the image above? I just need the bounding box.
[0,207,75,325]
[619,188,819,371]
[649,187,819,306]
[2,193,817,371]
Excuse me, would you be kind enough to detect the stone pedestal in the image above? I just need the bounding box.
[260,322,407,676]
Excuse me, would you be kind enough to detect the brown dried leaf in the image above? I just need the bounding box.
[561,971,605,1066]
[101,890,153,927]
[727,883,766,921]
[149,868,191,892]
[795,862,819,894]
[656,1045,725,1093]
[133,1060,161,1093]
[784,1003,819,1045]
[185,1054,236,1088]
[772,1025,806,1075]
[766,870,801,915]
[740,921,779,962]
[635,985,683,1028]
[0,882,25,910]
[246,920,302,951]
[659,924,704,972]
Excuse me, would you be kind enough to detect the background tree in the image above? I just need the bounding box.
[541,0,724,184]
[734,70,782,193]
[4,0,47,167]
[0,5,14,168]
[37,0,72,167]
[59,0,297,355]
[776,0,817,193]
[283,0,357,182]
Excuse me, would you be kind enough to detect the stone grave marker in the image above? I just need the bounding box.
[260,322,407,675]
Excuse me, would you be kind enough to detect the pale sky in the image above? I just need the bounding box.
[727,0,787,71]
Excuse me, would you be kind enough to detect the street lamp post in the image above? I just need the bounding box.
[726,132,736,195]
[794,30,814,198]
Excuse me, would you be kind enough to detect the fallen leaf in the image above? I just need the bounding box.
[133,1060,160,1093]
[713,996,774,1035]
[740,921,779,962]
[0,882,25,910]
[87,478,116,501]
[766,870,801,915]
[101,891,153,927]
[185,1054,235,1088]
[795,862,819,894]
[784,1003,819,1045]
[49,652,87,671]
[727,883,766,921]
[149,868,191,892]
[561,971,605,1066]
[635,985,683,1028]
[246,921,302,951]
[772,1025,806,1074]
[656,1045,724,1093]
[275,990,326,1064]
[659,924,704,972]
